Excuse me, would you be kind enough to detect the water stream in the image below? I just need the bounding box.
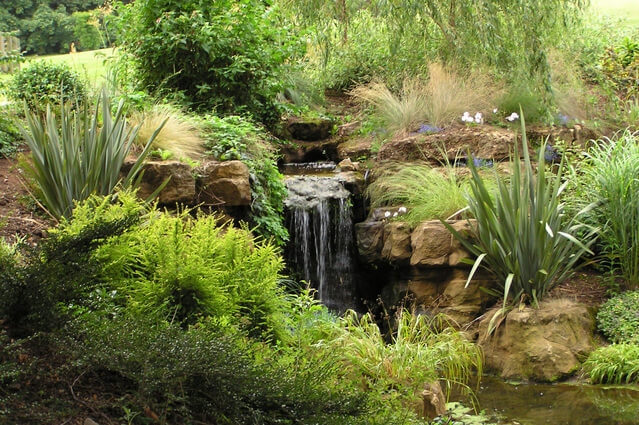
[283,165,359,312]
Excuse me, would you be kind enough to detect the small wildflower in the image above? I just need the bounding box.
[474,112,484,124]
[493,108,498,114]
[506,112,520,122]
[398,206,407,214]
[461,112,474,123]
[384,211,391,218]
[393,212,398,217]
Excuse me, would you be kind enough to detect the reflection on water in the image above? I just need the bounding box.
[475,376,639,425]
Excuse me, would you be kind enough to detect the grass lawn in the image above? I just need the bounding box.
[591,0,639,26]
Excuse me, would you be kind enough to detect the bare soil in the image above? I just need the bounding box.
[0,155,51,243]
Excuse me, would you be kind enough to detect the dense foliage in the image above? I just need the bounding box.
[596,291,639,344]
[115,0,304,124]
[8,61,87,111]
[0,0,112,54]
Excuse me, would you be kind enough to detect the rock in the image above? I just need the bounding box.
[377,125,519,163]
[284,116,335,141]
[337,121,361,137]
[410,220,474,267]
[123,160,196,205]
[337,136,372,160]
[337,158,360,171]
[381,222,412,263]
[478,299,595,382]
[420,381,447,419]
[196,160,251,206]
[410,221,452,267]
[84,418,99,425]
[355,222,385,263]
[279,139,341,163]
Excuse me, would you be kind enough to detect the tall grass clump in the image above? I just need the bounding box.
[129,105,205,160]
[351,64,502,134]
[366,164,481,225]
[327,310,482,403]
[351,78,429,135]
[444,113,596,307]
[20,87,164,219]
[577,130,639,287]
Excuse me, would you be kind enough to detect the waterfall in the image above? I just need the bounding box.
[284,175,358,312]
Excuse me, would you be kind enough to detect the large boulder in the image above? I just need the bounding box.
[478,299,595,382]
[196,160,251,206]
[123,160,196,205]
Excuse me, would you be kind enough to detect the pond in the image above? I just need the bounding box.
[473,376,639,425]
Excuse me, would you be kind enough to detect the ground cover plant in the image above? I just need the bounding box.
[596,290,639,344]
[199,114,289,244]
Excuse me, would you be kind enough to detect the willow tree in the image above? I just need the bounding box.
[278,0,588,95]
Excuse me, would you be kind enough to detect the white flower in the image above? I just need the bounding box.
[474,112,483,124]
[506,112,520,122]
[393,212,398,217]
[398,206,407,214]
[384,211,391,218]
[493,108,498,114]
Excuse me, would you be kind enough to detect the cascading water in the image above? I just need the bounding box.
[284,172,358,312]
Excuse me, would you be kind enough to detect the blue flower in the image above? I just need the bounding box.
[470,154,494,168]
[544,144,559,162]
[416,123,442,134]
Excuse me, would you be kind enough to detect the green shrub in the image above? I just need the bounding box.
[583,344,639,384]
[444,114,596,307]
[65,312,420,425]
[577,130,639,285]
[116,0,303,124]
[200,115,288,244]
[0,110,21,157]
[20,87,162,219]
[8,61,87,111]
[498,83,548,124]
[597,291,639,344]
